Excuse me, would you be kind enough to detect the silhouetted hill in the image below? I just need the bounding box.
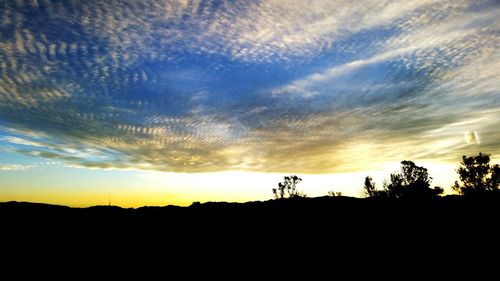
[0,200,71,210]
[2,195,500,249]
[3,195,500,227]
[3,194,500,216]
[3,196,500,267]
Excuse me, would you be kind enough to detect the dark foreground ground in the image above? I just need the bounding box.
[2,195,499,236]
[2,195,499,269]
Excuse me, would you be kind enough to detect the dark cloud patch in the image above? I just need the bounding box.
[16,150,81,161]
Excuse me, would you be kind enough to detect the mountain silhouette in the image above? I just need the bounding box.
[2,195,499,270]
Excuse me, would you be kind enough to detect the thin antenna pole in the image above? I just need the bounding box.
[108,195,111,207]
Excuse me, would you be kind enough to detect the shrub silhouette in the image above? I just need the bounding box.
[452,153,500,196]
[380,160,442,199]
[328,191,342,197]
[362,176,377,198]
[272,175,306,199]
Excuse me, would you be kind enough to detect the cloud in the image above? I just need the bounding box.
[0,164,33,171]
[272,7,499,98]
[0,0,499,174]
[0,0,466,66]
[0,136,46,147]
[203,0,446,62]
[15,150,81,161]
[464,131,480,145]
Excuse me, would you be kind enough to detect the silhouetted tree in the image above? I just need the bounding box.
[383,160,442,199]
[273,175,306,199]
[452,153,500,196]
[363,176,377,198]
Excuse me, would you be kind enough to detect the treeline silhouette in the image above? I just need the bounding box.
[274,153,499,200]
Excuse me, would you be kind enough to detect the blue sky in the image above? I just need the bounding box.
[0,0,499,206]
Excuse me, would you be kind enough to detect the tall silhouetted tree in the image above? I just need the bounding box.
[383,160,443,199]
[272,175,305,199]
[452,153,500,196]
[363,176,377,198]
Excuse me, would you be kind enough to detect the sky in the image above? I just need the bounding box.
[0,0,499,207]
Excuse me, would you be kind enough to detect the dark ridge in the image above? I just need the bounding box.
[0,201,71,209]
[2,194,500,225]
[2,195,499,263]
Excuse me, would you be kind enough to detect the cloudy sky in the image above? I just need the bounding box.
[1,0,499,206]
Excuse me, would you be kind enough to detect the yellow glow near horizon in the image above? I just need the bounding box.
[0,160,465,208]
